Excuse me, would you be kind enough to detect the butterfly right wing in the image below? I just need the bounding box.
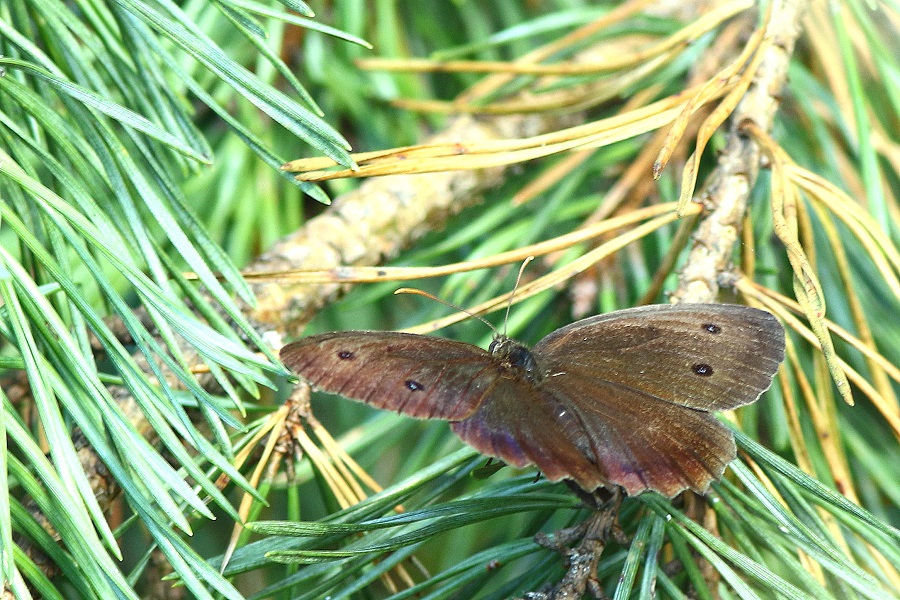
[281,332,501,421]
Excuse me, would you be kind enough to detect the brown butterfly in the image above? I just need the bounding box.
[281,303,785,497]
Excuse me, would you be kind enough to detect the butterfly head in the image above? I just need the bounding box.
[489,335,541,382]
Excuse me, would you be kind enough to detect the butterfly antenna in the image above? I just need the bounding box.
[502,256,534,336]
[394,288,499,335]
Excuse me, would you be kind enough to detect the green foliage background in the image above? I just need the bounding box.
[1,0,898,599]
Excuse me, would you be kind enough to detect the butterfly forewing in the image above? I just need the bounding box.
[533,304,784,412]
[281,331,500,420]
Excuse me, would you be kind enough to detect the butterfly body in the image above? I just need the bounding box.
[488,337,543,383]
[281,303,785,497]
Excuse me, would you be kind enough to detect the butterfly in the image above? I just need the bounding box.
[281,303,785,497]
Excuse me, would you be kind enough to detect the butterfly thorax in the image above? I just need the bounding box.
[489,336,543,383]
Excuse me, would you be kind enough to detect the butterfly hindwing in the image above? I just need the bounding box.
[451,372,735,496]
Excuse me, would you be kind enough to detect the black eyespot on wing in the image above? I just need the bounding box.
[703,323,722,334]
[337,350,355,360]
[405,380,425,391]
[693,363,714,377]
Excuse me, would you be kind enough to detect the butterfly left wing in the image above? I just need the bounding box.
[281,331,502,421]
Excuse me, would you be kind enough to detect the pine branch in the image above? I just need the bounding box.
[246,112,569,338]
[671,0,806,304]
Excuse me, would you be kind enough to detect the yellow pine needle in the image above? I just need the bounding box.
[241,202,687,284]
[740,281,900,439]
[403,208,694,334]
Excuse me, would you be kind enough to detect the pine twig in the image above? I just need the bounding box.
[671,0,808,303]
[522,491,624,600]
